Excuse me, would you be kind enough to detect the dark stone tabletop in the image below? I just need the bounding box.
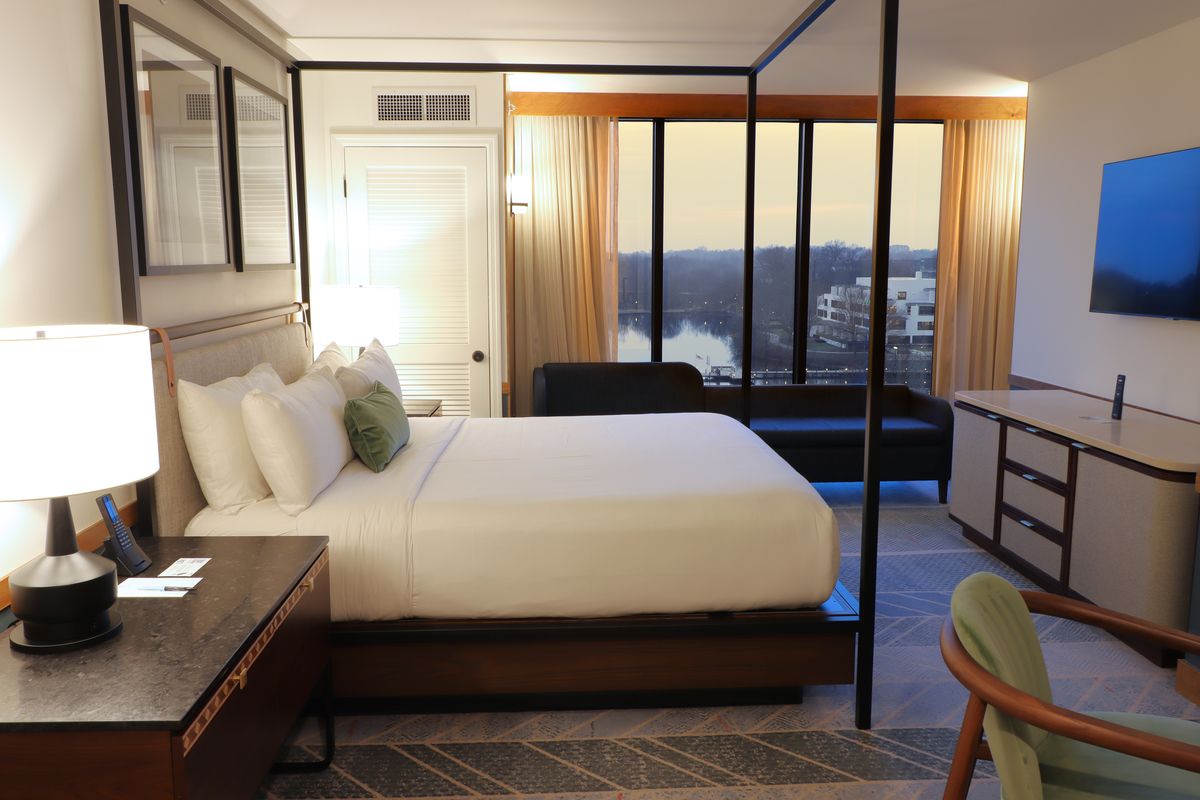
[0,536,328,731]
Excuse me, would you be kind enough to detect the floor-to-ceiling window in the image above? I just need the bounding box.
[616,120,653,362]
[616,118,943,392]
[751,122,800,384]
[662,122,746,383]
[807,122,943,391]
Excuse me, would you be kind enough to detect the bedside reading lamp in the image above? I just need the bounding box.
[0,325,158,653]
[315,285,402,356]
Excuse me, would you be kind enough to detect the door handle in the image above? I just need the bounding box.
[472,350,485,363]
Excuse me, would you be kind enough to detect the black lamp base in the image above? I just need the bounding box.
[8,497,122,655]
[9,611,123,654]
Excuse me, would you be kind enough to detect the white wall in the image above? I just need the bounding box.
[1011,16,1200,421]
[0,0,294,578]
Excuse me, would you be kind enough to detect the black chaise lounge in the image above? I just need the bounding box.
[532,362,954,502]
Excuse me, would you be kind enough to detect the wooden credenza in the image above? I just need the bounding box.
[949,390,1200,642]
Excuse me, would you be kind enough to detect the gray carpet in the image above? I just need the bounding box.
[260,481,1199,799]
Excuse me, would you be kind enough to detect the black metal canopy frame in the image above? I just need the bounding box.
[105,0,899,730]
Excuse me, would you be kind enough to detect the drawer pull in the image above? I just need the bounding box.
[1019,519,1036,529]
[232,669,248,690]
[986,414,1000,421]
[1024,426,1040,435]
[1071,442,1088,450]
[1021,473,1038,483]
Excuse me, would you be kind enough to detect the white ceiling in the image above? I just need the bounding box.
[249,0,1200,96]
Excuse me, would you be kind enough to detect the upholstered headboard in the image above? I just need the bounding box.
[148,323,312,537]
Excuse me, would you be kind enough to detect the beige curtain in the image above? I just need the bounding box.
[511,115,618,416]
[933,119,1026,399]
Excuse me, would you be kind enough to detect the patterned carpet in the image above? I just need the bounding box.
[259,482,1199,799]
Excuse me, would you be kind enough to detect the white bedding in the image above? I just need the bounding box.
[187,413,839,622]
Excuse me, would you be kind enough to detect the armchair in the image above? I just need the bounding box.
[941,572,1200,799]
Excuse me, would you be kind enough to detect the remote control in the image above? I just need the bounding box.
[1111,374,1126,420]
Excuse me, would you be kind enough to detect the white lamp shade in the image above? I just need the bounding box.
[0,325,159,501]
[314,285,401,347]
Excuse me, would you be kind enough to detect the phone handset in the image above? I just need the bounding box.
[96,494,151,577]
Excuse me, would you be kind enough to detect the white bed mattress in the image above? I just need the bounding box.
[187,413,839,622]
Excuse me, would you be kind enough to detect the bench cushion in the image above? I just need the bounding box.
[750,416,944,448]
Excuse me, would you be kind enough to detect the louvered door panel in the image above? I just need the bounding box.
[240,164,291,265]
[366,166,469,346]
[342,145,492,417]
[195,164,225,263]
[395,364,471,417]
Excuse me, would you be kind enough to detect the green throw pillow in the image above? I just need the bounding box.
[343,382,410,473]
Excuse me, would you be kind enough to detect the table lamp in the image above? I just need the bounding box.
[0,325,158,653]
[314,285,402,355]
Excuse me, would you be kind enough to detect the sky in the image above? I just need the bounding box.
[618,120,944,253]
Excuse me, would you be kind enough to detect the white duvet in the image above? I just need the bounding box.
[187,413,839,622]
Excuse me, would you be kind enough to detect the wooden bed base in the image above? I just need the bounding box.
[331,582,860,704]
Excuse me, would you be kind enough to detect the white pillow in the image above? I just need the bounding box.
[311,341,349,374]
[177,363,284,513]
[241,367,353,515]
[334,339,403,401]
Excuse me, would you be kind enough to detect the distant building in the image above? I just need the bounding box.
[811,272,936,349]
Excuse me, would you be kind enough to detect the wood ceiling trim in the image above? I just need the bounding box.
[509,92,1026,120]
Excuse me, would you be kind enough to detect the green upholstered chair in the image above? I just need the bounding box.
[941,572,1200,799]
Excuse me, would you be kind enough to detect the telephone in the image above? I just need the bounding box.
[96,493,151,577]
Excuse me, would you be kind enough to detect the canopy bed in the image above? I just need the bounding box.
[102,0,905,729]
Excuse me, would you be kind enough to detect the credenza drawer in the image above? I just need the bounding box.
[999,516,1062,581]
[1006,426,1070,482]
[181,551,330,799]
[1002,471,1065,530]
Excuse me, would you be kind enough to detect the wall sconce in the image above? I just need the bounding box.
[509,174,532,215]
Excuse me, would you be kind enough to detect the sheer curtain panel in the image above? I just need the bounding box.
[933,119,1026,398]
[511,115,618,416]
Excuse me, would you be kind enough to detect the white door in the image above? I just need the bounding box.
[343,146,493,416]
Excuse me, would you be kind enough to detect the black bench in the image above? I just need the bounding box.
[745,384,953,502]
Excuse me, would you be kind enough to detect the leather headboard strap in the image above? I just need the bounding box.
[148,327,176,398]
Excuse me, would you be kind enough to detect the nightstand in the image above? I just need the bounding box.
[0,536,330,799]
[404,399,443,417]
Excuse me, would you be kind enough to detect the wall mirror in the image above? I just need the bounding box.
[225,69,294,271]
[124,8,232,274]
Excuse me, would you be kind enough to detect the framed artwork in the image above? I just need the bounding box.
[224,68,295,271]
[122,7,233,275]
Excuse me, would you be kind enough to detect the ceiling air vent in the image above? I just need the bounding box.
[425,93,472,122]
[374,88,476,126]
[183,91,215,122]
[377,92,423,122]
[236,94,282,122]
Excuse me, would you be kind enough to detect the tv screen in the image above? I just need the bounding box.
[1089,146,1200,320]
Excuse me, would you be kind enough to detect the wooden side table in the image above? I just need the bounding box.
[0,536,330,799]
[404,399,443,417]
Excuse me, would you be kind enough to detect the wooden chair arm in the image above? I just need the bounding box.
[940,617,1200,774]
[1019,590,1200,656]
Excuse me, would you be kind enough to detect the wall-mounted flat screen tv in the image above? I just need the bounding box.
[1089,146,1200,320]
